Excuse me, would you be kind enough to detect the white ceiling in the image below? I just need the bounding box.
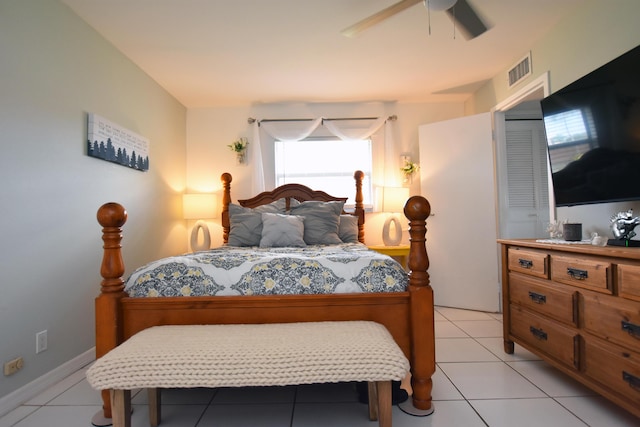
[61,0,585,108]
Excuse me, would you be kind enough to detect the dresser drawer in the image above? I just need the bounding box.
[507,248,549,279]
[510,305,579,369]
[509,273,577,326]
[619,263,640,302]
[583,335,640,405]
[581,291,640,350]
[551,255,612,294]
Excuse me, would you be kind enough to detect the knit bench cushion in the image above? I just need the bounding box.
[86,321,409,391]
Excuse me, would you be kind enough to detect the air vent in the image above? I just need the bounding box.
[508,52,532,88]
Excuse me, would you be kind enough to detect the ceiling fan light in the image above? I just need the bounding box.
[425,0,457,12]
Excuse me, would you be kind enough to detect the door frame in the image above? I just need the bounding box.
[492,72,555,228]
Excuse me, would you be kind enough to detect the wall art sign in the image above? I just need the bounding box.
[87,113,149,171]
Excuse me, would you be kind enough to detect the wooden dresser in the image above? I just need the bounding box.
[498,239,640,418]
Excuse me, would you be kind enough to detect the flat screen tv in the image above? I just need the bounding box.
[541,44,640,207]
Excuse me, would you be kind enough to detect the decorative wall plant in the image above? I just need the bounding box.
[228,137,248,164]
[400,157,419,184]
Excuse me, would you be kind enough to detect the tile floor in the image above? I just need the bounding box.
[1,307,638,427]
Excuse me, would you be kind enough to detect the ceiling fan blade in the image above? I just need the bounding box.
[341,0,423,37]
[445,0,489,39]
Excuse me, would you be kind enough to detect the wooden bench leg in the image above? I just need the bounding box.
[367,382,378,421]
[376,381,392,427]
[110,390,131,427]
[148,388,161,427]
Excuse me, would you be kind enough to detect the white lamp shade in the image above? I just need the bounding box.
[382,187,410,213]
[183,194,217,220]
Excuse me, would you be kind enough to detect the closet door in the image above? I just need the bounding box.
[418,113,500,312]
[501,120,550,238]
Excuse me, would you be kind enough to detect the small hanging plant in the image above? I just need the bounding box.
[229,137,249,164]
[401,159,419,176]
[228,137,248,153]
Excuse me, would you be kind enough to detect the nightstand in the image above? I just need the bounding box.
[367,245,410,271]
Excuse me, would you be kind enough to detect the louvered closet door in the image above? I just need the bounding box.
[502,120,550,238]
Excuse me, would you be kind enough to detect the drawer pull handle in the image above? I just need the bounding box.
[621,320,640,338]
[529,326,548,341]
[622,371,640,391]
[518,258,533,269]
[567,267,588,280]
[528,291,546,304]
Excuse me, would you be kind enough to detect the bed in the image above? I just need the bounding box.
[93,170,434,422]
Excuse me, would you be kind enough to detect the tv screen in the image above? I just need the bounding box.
[541,44,640,207]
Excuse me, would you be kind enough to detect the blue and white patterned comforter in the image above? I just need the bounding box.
[124,243,408,297]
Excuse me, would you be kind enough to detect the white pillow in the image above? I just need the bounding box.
[259,213,307,248]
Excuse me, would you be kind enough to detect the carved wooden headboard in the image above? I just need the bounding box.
[221,170,365,243]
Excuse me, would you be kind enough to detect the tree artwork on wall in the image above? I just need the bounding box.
[86,113,149,171]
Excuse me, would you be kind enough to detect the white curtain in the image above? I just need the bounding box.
[322,117,386,141]
[250,121,265,195]
[260,118,323,142]
[250,116,395,193]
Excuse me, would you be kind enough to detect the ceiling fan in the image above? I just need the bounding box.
[341,0,489,40]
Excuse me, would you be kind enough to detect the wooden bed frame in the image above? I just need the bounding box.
[93,171,434,423]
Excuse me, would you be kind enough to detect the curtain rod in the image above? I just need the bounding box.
[247,115,397,124]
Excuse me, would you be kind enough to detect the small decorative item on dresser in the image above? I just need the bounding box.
[563,223,582,241]
[228,137,249,165]
[546,219,567,239]
[608,209,640,247]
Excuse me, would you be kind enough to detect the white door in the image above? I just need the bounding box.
[500,120,550,238]
[419,112,500,312]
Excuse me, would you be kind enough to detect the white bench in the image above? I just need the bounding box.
[86,321,409,427]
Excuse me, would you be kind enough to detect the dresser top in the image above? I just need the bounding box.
[497,239,640,261]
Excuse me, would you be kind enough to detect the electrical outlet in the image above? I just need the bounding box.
[36,330,48,354]
[3,357,24,376]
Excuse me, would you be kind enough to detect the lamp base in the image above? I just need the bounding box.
[382,215,402,246]
[190,220,212,252]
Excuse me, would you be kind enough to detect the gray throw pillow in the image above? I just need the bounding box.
[290,200,345,245]
[259,213,306,247]
[227,199,287,246]
[338,214,360,243]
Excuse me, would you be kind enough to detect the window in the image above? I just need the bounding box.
[274,138,373,208]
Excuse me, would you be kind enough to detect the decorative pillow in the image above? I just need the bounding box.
[259,213,306,248]
[338,214,360,243]
[227,199,288,247]
[290,200,345,245]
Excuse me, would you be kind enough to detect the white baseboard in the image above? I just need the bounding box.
[0,348,95,418]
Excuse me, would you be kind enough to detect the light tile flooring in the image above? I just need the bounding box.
[2,307,639,427]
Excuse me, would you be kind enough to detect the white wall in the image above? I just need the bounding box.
[467,0,640,239]
[186,102,464,248]
[0,0,187,402]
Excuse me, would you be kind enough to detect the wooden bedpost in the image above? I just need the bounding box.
[93,202,127,424]
[221,172,232,244]
[403,195,435,415]
[353,170,365,243]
